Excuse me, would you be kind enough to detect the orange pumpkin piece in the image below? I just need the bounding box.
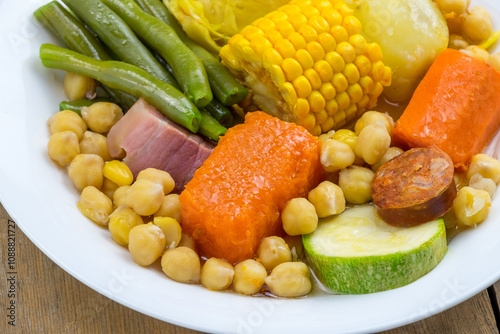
[179,111,324,264]
[392,48,500,171]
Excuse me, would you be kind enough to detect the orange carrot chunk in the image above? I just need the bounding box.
[179,111,324,264]
[392,48,500,171]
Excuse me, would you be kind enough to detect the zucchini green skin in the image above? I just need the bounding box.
[303,218,447,295]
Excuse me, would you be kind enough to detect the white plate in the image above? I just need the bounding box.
[1,1,500,333]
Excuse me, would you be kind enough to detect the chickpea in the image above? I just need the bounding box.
[154,194,182,223]
[308,181,346,218]
[354,111,394,135]
[257,236,292,271]
[469,173,497,198]
[436,0,470,14]
[79,131,112,161]
[467,154,500,184]
[460,45,490,62]
[108,205,143,246]
[161,247,201,283]
[47,110,87,140]
[448,34,470,50]
[153,217,182,249]
[64,72,96,101]
[68,154,104,192]
[137,168,175,195]
[489,53,500,72]
[77,186,113,226]
[81,102,123,133]
[47,131,80,167]
[233,259,267,295]
[354,123,391,165]
[178,233,197,252]
[463,6,493,43]
[281,198,318,236]
[320,139,355,173]
[265,262,312,298]
[201,258,234,291]
[453,186,491,227]
[128,223,166,266]
[113,185,130,208]
[125,179,164,216]
[101,178,119,199]
[371,147,404,172]
[338,166,374,204]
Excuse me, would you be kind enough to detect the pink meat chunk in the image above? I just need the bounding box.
[107,98,215,193]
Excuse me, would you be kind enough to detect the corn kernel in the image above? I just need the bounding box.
[347,83,363,104]
[381,66,392,86]
[270,65,286,87]
[250,36,273,57]
[320,116,335,132]
[298,24,319,42]
[288,32,307,50]
[333,109,346,126]
[304,68,322,90]
[275,39,296,58]
[292,75,313,98]
[345,104,357,121]
[332,129,357,151]
[109,205,144,246]
[317,32,337,54]
[349,34,367,55]
[357,95,370,110]
[343,16,362,35]
[332,72,348,92]
[325,51,345,73]
[242,46,259,64]
[343,63,360,84]
[263,48,284,69]
[308,91,326,112]
[78,186,113,226]
[366,43,383,62]
[312,0,332,12]
[294,49,314,70]
[335,2,354,17]
[370,61,386,82]
[153,216,182,249]
[325,98,339,115]
[302,4,320,19]
[281,4,301,16]
[276,20,295,39]
[313,60,334,82]
[295,98,311,119]
[265,29,283,45]
[266,10,288,24]
[319,82,336,100]
[300,113,316,131]
[322,8,343,27]
[330,25,348,43]
[336,91,350,110]
[336,42,356,63]
[241,26,263,41]
[282,58,303,81]
[103,160,133,187]
[315,109,328,124]
[371,82,384,99]
[288,13,308,31]
[47,131,80,167]
[254,17,276,32]
[280,82,298,106]
[306,41,326,62]
[354,55,372,77]
[311,124,322,136]
[309,15,330,34]
[359,76,375,94]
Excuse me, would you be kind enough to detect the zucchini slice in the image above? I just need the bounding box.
[303,204,447,294]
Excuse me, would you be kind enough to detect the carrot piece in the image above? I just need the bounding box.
[391,48,500,171]
[179,111,325,264]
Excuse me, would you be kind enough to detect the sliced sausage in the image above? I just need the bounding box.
[371,147,457,227]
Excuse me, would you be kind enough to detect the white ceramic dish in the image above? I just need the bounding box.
[1,1,500,333]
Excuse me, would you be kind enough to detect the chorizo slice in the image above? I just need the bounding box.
[371,147,456,227]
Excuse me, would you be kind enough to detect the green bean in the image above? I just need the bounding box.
[40,43,201,133]
[203,99,234,128]
[61,0,177,87]
[34,1,136,109]
[134,0,248,106]
[198,109,227,141]
[59,98,111,115]
[102,0,212,108]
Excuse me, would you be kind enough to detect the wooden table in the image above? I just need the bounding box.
[0,202,498,334]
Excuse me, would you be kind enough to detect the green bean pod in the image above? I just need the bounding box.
[102,0,212,108]
[34,1,136,109]
[198,109,227,141]
[61,0,177,87]
[59,98,111,115]
[203,99,234,128]
[134,0,248,106]
[40,44,201,133]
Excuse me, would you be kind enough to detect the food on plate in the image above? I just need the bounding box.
[233,259,268,295]
[303,205,447,294]
[355,0,449,101]
[161,247,201,283]
[265,262,312,297]
[392,48,500,170]
[128,223,167,266]
[453,187,492,227]
[370,147,403,172]
[47,110,87,141]
[164,0,290,54]
[125,179,164,216]
[466,154,500,184]
[338,166,374,204]
[372,147,456,227]
[180,111,324,264]
[153,216,182,248]
[47,131,80,167]
[106,98,215,192]
[63,72,96,101]
[77,186,114,226]
[68,154,105,192]
[81,102,123,134]
[308,181,346,218]
[154,194,182,222]
[257,236,292,271]
[320,139,355,173]
[281,198,319,236]
[103,160,134,187]
[80,131,113,161]
[201,258,235,291]
[219,0,392,135]
[108,205,144,246]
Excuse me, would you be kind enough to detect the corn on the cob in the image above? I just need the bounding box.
[220,0,391,135]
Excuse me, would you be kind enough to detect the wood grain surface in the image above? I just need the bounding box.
[1,202,499,334]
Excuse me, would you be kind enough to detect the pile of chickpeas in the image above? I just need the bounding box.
[281,110,500,237]
[434,0,500,70]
